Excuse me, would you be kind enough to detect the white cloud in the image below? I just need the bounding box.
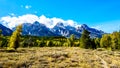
[21,5,32,9]
[0,14,39,28]
[38,15,53,28]
[38,15,79,28]
[25,5,31,9]
[0,14,79,29]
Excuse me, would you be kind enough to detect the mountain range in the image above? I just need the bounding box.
[51,22,104,38]
[0,24,12,36]
[0,21,104,38]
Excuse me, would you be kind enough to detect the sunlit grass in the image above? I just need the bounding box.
[0,47,120,68]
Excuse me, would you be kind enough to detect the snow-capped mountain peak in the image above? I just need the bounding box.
[0,21,104,38]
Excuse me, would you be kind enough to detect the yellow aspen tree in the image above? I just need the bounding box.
[7,24,22,51]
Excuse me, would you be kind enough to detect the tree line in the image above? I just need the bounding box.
[0,25,120,51]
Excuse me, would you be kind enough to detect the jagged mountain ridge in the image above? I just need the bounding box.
[19,21,58,36]
[76,24,104,38]
[1,21,104,38]
[51,22,81,38]
[17,21,104,38]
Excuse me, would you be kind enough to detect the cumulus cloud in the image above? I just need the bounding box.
[0,14,80,29]
[38,15,80,28]
[0,14,39,28]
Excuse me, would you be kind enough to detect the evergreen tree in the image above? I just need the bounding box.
[7,24,22,51]
[91,38,96,49]
[80,29,91,49]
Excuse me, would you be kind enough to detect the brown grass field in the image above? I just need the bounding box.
[0,47,120,68]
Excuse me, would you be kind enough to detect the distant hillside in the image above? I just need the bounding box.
[0,24,12,36]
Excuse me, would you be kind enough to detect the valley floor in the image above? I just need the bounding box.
[0,47,120,68]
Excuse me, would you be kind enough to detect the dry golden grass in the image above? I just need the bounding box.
[0,47,120,68]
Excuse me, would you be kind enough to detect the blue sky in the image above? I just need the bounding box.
[0,0,120,33]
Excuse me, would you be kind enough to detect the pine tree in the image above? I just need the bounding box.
[80,29,91,49]
[7,24,22,51]
[91,38,96,49]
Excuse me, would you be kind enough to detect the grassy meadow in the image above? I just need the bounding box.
[0,47,120,68]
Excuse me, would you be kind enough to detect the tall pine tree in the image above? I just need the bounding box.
[80,29,91,49]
